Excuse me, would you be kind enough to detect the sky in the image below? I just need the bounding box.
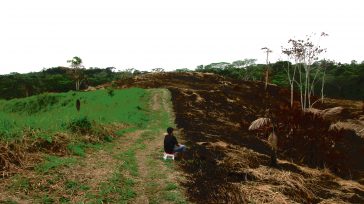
[0,0,363,74]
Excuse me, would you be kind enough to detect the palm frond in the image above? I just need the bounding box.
[249,118,271,131]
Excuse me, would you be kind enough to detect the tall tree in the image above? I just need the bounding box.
[67,56,84,91]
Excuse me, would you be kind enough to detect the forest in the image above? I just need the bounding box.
[1,59,363,100]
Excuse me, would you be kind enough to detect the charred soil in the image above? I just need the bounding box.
[116,72,364,203]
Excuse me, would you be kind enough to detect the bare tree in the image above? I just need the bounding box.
[313,59,330,104]
[281,52,298,107]
[261,47,272,90]
[282,33,327,109]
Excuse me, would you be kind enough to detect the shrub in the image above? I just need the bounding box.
[106,87,115,97]
[67,143,86,157]
[67,116,92,134]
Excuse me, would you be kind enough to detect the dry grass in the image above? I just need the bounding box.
[330,120,364,137]
[305,106,345,122]
[0,122,127,178]
[241,184,293,204]
[0,124,139,203]
[211,142,364,203]
[321,107,345,121]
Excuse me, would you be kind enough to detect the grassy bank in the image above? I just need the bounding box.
[0,88,151,140]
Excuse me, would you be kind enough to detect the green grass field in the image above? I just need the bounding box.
[0,88,151,141]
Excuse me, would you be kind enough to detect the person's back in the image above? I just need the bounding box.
[163,127,186,159]
[164,133,177,154]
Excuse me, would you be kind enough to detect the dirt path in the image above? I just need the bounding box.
[60,130,144,203]
[132,89,187,204]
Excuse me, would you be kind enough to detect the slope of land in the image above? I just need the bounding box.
[0,88,187,203]
[1,71,364,203]
[116,72,364,203]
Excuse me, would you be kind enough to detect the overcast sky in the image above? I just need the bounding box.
[0,0,363,74]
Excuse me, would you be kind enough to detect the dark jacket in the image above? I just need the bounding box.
[164,134,178,154]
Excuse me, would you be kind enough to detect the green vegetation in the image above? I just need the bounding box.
[64,180,90,192]
[165,182,178,191]
[116,149,139,177]
[9,175,31,192]
[0,88,187,203]
[0,88,150,141]
[0,67,143,100]
[196,59,364,100]
[1,57,363,102]
[93,169,137,203]
[35,155,77,173]
[163,191,187,204]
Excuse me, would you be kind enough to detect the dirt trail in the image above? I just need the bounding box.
[60,130,144,203]
[133,89,186,204]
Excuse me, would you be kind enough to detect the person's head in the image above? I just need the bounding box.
[167,127,174,135]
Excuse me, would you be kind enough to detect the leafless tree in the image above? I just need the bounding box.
[282,33,328,109]
[261,47,272,90]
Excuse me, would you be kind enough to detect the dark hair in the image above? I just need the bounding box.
[167,127,174,135]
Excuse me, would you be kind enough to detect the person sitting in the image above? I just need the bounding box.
[163,127,186,159]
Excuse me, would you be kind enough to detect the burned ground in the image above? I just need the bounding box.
[116,72,364,203]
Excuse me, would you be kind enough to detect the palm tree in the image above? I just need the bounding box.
[67,56,84,91]
[249,117,278,166]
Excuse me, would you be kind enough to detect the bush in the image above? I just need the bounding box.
[67,116,92,134]
[106,87,115,97]
[67,143,86,157]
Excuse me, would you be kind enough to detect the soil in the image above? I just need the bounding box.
[116,72,364,203]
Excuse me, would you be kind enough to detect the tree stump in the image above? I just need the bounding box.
[76,99,81,112]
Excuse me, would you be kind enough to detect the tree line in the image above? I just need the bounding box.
[0,56,363,101]
[195,59,364,101]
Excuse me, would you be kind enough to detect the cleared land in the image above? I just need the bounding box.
[1,71,364,203]
[117,72,364,203]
